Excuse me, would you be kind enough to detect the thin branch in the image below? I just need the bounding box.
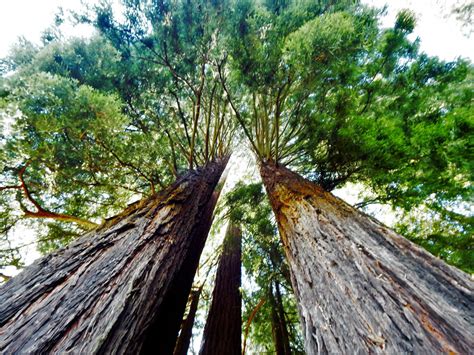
[0,185,22,191]
[217,58,260,155]
[170,90,192,148]
[242,297,266,355]
[16,162,98,230]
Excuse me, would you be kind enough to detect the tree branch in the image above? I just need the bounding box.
[217,58,260,155]
[16,162,98,230]
[0,185,22,191]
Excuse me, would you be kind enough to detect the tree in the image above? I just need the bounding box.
[173,286,203,355]
[261,163,473,353]
[0,159,227,353]
[222,0,474,352]
[200,222,242,355]
[268,280,292,355]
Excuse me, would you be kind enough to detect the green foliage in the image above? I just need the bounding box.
[36,222,81,255]
[395,204,473,274]
[1,71,152,211]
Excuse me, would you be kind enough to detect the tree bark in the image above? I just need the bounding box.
[173,287,202,355]
[0,158,228,355]
[200,223,242,355]
[260,163,474,354]
[269,280,292,355]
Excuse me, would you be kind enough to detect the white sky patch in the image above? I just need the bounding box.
[0,0,97,58]
[363,0,473,61]
[0,1,471,60]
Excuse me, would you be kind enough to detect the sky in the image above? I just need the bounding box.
[365,0,473,61]
[0,0,472,60]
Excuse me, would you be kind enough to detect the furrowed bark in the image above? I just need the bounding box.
[0,158,228,355]
[173,287,202,355]
[200,223,242,355]
[260,163,474,354]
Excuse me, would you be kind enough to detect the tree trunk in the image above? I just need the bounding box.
[0,158,228,355]
[269,280,292,355]
[200,223,242,355]
[260,163,474,354]
[173,287,202,355]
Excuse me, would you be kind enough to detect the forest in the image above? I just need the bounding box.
[0,0,473,354]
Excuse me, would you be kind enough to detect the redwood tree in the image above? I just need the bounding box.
[261,163,473,353]
[225,182,303,353]
[0,0,235,352]
[269,280,292,355]
[0,158,227,353]
[200,222,242,355]
[173,287,203,355]
[1,0,235,271]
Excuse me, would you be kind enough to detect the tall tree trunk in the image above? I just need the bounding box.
[269,280,292,355]
[173,287,202,355]
[0,158,228,355]
[260,163,474,354]
[200,223,242,355]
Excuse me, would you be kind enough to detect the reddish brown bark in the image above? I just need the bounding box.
[200,223,242,355]
[260,163,474,354]
[173,287,202,355]
[0,158,228,354]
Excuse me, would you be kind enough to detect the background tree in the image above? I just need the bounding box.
[225,182,303,354]
[200,222,242,355]
[173,286,203,355]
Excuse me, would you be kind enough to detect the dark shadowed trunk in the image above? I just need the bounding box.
[260,163,474,355]
[269,280,292,355]
[173,287,202,355]
[0,158,228,355]
[200,223,242,355]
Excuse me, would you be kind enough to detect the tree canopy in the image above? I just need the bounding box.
[221,0,473,272]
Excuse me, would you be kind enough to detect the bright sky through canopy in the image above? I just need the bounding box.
[0,0,472,60]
